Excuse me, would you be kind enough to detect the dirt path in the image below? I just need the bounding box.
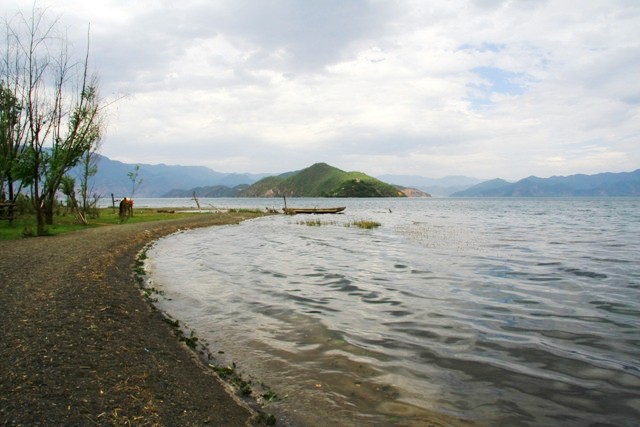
[0,213,265,426]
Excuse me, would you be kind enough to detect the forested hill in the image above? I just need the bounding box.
[240,163,411,197]
[451,169,640,197]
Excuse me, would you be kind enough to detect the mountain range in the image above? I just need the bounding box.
[377,174,484,196]
[74,155,639,198]
[73,155,268,198]
[451,170,640,197]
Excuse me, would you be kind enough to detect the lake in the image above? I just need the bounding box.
[144,198,640,426]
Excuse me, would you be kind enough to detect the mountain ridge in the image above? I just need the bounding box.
[377,174,483,196]
[72,155,638,198]
[451,170,640,197]
[72,155,269,197]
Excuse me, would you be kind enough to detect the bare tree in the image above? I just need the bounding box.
[2,5,104,235]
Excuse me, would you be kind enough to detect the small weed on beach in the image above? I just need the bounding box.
[254,412,277,426]
[134,247,165,300]
[210,363,251,395]
[262,390,279,402]
[181,330,199,349]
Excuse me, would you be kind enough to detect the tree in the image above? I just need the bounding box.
[127,164,143,198]
[2,6,104,235]
[77,138,100,219]
[60,174,76,210]
[61,173,90,225]
[0,78,27,201]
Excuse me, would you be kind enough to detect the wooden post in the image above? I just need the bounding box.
[192,192,201,210]
[111,193,116,212]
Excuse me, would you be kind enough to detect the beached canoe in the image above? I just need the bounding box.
[283,207,346,215]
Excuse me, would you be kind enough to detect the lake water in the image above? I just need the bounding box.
[144,198,640,426]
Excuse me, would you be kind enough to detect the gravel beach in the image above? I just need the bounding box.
[0,213,265,426]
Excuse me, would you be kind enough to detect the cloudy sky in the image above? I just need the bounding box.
[3,1,639,179]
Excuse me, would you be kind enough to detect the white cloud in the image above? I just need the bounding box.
[2,0,639,179]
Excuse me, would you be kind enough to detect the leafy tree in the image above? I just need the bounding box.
[2,6,105,234]
[77,139,101,218]
[60,174,76,210]
[61,173,90,225]
[127,164,143,198]
[0,81,26,201]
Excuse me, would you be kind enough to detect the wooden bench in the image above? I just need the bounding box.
[0,202,17,222]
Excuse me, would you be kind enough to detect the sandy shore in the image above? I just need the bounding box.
[0,213,266,426]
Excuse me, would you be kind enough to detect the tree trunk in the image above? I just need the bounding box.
[44,191,58,225]
[45,205,54,225]
[7,176,15,201]
[36,208,47,236]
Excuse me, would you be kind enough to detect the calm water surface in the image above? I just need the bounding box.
[145,198,640,426]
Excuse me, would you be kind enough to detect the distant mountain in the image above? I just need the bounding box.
[394,186,431,197]
[163,185,249,198]
[71,155,268,197]
[451,178,512,196]
[378,174,483,196]
[451,170,640,197]
[241,163,409,197]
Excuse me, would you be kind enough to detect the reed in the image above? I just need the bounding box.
[296,218,381,229]
[297,219,339,227]
[349,220,381,229]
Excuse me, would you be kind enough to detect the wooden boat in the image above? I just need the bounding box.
[283,206,346,215]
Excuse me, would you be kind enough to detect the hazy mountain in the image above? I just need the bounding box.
[73,155,637,199]
[377,174,483,196]
[162,185,249,198]
[451,178,512,196]
[241,163,410,197]
[71,155,268,197]
[451,170,640,197]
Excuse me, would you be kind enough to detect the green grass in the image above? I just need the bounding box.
[0,207,248,240]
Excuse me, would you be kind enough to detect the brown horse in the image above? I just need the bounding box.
[119,197,133,221]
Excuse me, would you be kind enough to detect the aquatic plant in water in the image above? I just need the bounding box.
[296,219,380,229]
[348,220,381,229]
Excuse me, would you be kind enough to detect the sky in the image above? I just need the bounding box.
[3,0,639,180]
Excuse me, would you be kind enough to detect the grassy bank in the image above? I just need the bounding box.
[0,207,266,240]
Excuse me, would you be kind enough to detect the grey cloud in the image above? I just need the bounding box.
[581,46,640,105]
[89,0,398,94]
[204,0,397,72]
[9,0,635,179]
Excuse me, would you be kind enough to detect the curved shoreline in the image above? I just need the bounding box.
[0,213,266,426]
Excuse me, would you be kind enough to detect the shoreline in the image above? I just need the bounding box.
[0,212,267,425]
[135,238,282,425]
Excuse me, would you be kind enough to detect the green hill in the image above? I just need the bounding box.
[240,163,406,197]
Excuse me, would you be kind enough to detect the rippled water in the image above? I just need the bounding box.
[146,198,640,426]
